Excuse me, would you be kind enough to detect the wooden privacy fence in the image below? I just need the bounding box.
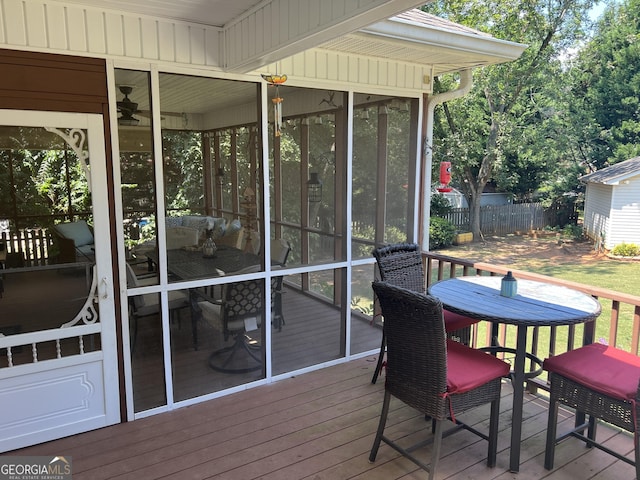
[444,202,569,235]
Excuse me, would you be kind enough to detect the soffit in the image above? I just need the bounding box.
[319,10,527,75]
[102,5,526,120]
[114,10,527,119]
[51,0,263,27]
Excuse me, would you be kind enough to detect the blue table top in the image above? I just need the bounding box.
[429,276,601,327]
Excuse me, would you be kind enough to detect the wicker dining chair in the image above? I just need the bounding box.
[543,343,640,478]
[370,243,478,384]
[369,281,509,479]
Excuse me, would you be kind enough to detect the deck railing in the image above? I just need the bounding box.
[0,229,54,267]
[424,252,640,391]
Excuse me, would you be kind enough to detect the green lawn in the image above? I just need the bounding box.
[528,261,640,352]
[522,260,640,296]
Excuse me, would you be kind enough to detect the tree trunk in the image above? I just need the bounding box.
[468,192,482,240]
[466,98,500,240]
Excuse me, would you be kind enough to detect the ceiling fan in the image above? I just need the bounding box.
[117,85,142,126]
[116,85,184,126]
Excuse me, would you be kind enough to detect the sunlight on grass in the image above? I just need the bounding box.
[534,262,640,296]
[513,258,640,353]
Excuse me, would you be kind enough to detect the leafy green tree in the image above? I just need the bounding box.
[570,0,640,168]
[162,131,204,211]
[424,0,595,239]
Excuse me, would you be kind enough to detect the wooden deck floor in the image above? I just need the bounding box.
[9,355,637,479]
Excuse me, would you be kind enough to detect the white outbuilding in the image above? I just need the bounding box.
[580,156,640,250]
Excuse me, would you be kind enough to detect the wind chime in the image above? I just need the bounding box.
[261,73,288,136]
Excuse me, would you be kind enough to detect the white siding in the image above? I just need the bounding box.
[266,48,432,92]
[583,183,611,245]
[608,176,640,249]
[0,0,222,67]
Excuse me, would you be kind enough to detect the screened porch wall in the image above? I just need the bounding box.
[112,66,420,412]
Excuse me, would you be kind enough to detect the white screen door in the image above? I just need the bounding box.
[0,110,119,452]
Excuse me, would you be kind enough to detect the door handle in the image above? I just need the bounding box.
[100,277,109,299]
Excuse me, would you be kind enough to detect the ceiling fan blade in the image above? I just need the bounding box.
[136,110,184,118]
[117,86,185,125]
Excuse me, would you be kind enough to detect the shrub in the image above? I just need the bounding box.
[562,224,583,240]
[611,243,640,257]
[429,216,456,249]
[431,193,452,217]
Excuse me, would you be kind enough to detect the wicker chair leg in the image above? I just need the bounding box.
[487,397,500,467]
[369,390,391,462]
[371,332,386,384]
[544,397,560,470]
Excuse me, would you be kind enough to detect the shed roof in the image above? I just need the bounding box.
[580,156,640,185]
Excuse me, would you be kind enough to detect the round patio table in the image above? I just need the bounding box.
[429,275,601,473]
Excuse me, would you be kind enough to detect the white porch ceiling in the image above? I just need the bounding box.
[53,0,433,72]
[53,0,266,27]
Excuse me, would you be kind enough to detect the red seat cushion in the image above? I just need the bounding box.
[543,343,640,402]
[446,339,510,394]
[444,310,478,333]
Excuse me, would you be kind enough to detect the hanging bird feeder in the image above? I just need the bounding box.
[436,161,452,192]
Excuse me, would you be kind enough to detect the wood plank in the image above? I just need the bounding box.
[10,356,638,480]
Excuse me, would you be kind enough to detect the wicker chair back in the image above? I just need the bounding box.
[372,280,447,417]
[372,243,424,293]
[370,243,476,384]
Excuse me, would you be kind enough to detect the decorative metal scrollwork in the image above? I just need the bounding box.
[44,127,91,192]
[60,267,99,328]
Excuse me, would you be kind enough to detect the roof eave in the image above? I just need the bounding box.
[359,16,528,66]
[580,173,639,185]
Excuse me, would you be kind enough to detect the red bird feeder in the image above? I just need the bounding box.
[436,161,452,192]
